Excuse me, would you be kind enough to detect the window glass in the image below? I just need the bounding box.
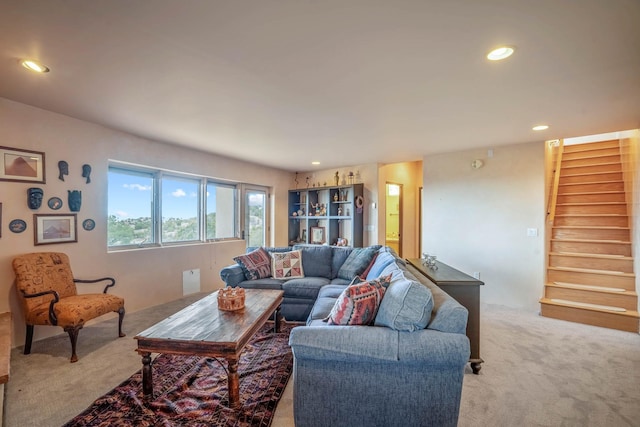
[107,167,154,246]
[161,175,200,242]
[206,182,237,240]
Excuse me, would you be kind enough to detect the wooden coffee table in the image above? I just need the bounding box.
[134,289,284,408]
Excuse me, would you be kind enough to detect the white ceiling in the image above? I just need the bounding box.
[1,0,639,172]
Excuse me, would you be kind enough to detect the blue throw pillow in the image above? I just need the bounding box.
[365,251,397,281]
[337,246,378,280]
[374,271,434,332]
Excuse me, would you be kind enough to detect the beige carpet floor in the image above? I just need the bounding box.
[4,293,640,427]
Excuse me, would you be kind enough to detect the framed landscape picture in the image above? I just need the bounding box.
[0,146,46,183]
[34,214,77,245]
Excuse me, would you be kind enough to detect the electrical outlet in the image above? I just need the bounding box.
[473,272,480,280]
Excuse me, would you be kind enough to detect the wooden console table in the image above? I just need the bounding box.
[407,258,484,374]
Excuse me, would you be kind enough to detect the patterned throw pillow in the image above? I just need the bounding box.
[337,246,379,280]
[233,247,272,280]
[324,274,392,325]
[271,250,305,279]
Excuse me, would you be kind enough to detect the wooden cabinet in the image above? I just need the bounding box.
[406,258,484,374]
[288,184,364,247]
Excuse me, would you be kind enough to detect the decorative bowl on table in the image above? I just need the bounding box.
[217,287,245,311]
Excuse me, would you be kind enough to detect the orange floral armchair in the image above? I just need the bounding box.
[12,252,125,363]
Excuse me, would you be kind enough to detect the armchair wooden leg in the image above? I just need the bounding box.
[24,325,34,355]
[118,307,126,337]
[65,326,82,363]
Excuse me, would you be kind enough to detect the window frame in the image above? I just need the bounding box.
[107,161,242,251]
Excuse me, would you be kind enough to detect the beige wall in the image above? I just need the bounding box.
[0,98,293,347]
[422,142,546,311]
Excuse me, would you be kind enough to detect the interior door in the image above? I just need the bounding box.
[385,183,402,256]
[241,185,270,248]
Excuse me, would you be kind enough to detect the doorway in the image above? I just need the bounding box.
[241,185,270,248]
[385,183,402,256]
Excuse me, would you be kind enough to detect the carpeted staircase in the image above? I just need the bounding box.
[541,139,639,333]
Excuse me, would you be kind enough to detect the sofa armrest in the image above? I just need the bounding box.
[289,325,470,365]
[219,264,245,287]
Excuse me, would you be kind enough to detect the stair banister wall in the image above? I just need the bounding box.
[546,139,564,225]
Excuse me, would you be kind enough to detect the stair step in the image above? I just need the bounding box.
[559,171,623,184]
[560,163,622,175]
[547,267,636,290]
[550,239,632,257]
[562,140,620,153]
[540,298,639,333]
[553,215,628,227]
[552,282,627,292]
[552,253,629,259]
[558,182,625,194]
[561,147,621,161]
[549,252,634,273]
[555,203,627,215]
[561,155,622,168]
[544,283,638,310]
[549,299,626,312]
[556,192,626,204]
[552,226,630,241]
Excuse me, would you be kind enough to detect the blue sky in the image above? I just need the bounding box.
[108,172,216,219]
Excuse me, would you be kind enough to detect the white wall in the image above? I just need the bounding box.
[422,142,546,311]
[0,98,293,347]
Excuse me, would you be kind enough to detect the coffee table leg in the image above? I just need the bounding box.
[228,357,240,408]
[273,306,282,333]
[141,352,153,396]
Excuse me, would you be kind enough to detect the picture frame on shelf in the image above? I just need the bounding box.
[34,213,77,245]
[310,226,325,244]
[0,146,46,183]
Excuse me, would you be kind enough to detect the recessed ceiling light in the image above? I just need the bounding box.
[532,125,549,131]
[311,161,320,165]
[487,46,515,61]
[20,59,50,73]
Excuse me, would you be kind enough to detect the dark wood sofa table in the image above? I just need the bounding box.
[134,289,284,408]
[407,258,484,374]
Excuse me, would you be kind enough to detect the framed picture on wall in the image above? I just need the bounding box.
[34,214,77,245]
[310,226,325,244]
[0,146,46,183]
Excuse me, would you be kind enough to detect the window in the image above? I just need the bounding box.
[161,176,200,242]
[108,167,154,247]
[206,182,237,240]
[108,163,240,249]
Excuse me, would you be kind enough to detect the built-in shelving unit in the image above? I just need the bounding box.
[288,183,364,247]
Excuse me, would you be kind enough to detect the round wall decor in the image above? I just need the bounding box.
[48,197,63,210]
[82,219,95,231]
[9,219,27,233]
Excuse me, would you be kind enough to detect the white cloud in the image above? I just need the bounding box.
[172,189,187,197]
[115,210,129,218]
[123,183,151,191]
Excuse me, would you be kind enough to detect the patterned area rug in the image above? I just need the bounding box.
[63,322,293,427]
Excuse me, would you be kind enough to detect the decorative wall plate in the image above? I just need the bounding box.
[9,219,27,233]
[48,197,63,210]
[82,219,95,231]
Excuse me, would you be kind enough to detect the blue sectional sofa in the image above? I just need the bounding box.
[220,244,470,427]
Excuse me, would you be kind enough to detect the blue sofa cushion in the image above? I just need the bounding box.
[365,250,397,281]
[330,246,353,279]
[233,247,272,280]
[337,246,378,280]
[283,277,329,300]
[293,245,333,278]
[375,270,434,332]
